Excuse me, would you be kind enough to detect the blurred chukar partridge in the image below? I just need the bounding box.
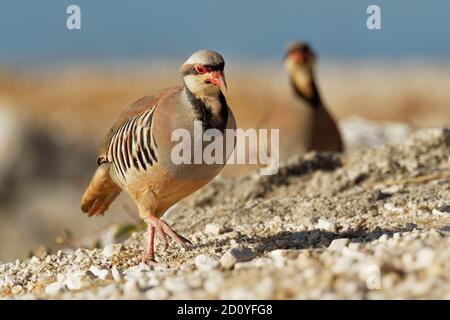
[81,50,236,264]
[284,41,344,152]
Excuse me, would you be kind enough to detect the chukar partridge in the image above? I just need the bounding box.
[81,50,236,264]
[284,41,344,152]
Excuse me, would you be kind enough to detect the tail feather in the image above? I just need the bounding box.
[81,164,122,217]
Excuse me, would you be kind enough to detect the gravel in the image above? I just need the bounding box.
[0,127,449,299]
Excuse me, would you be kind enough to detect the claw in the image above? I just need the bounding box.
[141,216,191,265]
[159,219,191,248]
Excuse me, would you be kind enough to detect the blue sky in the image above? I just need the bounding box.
[1,0,449,64]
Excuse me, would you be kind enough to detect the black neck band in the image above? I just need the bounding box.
[290,76,322,110]
[184,85,229,131]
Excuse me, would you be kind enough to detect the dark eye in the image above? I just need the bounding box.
[195,65,207,74]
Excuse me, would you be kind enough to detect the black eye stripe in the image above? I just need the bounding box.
[203,63,224,71]
[181,63,224,76]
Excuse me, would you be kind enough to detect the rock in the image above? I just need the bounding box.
[56,273,66,285]
[328,238,350,251]
[124,263,152,280]
[308,230,321,244]
[65,272,93,290]
[102,244,123,258]
[146,287,169,299]
[123,279,141,297]
[220,254,236,269]
[269,250,288,268]
[221,247,256,269]
[348,242,362,251]
[252,257,273,268]
[331,256,354,274]
[163,276,191,293]
[317,218,336,232]
[111,266,122,281]
[269,249,299,261]
[204,273,225,294]
[88,266,112,280]
[380,185,400,195]
[11,286,23,295]
[432,208,449,216]
[219,278,274,299]
[405,223,417,231]
[97,284,120,299]
[194,254,219,272]
[384,203,404,214]
[44,282,66,296]
[414,247,435,270]
[204,223,225,236]
[435,205,450,214]
[29,256,40,264]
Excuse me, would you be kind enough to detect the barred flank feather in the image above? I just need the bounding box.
[106,107,158,186]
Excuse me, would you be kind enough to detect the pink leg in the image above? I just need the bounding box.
[141,216,191,264]
[159,219,192,247]
[142,225,156,264]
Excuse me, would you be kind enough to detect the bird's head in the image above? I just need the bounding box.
[283,41,316,76]
[180,50,227,97]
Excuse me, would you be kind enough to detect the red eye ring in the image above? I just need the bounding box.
[195,65,207,74]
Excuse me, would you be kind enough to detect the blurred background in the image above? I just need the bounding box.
[0,0,449,261]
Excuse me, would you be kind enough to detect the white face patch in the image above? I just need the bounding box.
[184,73,221,97]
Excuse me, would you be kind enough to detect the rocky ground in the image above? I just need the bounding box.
[0,126,449,299]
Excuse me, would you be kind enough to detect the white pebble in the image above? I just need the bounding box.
[123,279,141,297]
[317,218,336,232]
[65,272,91,290]
[414,247,435,270]
[432,209,448,216]
[11,286,23,295]
[44,282,65,296]
[89,266,111,280]
[348,242,362,251]
[380,185,399,195]
[384,203,404,214]
[102,244,123,258]
[145,287,169,299]
[328,238,350,251]
[30,256,40,264]
[204,223,225,236]
[163,276,191,293]
[221,247,256,269]
[194,254,219,272]
[111,266,122,281]
[56,273,66,285]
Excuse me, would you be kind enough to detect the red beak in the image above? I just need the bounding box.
[208,71,227,91]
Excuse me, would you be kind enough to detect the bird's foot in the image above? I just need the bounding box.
[141,224,157,264]
[141,216,191,265]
